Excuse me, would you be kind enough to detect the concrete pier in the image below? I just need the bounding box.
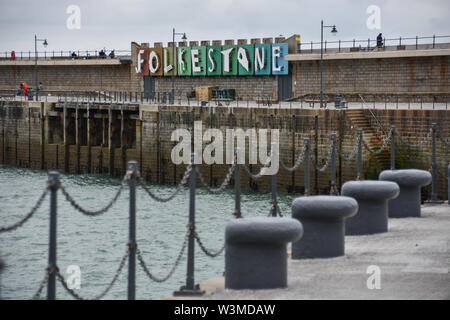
[166,203,450,300]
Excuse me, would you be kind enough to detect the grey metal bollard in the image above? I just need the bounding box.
[225,217,303,289]
[291,195,358,259]
[342,180,400,235]
[379,169,432,218]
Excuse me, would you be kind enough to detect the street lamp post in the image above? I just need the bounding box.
[171,28,187,104]
[320,21,337,108]
[34,35,48,101]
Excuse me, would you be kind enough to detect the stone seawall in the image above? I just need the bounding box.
[0,101,448,199]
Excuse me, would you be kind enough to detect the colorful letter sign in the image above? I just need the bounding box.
[207,45,222,76]
[271,43,288,75]
[254,44,271,75]
[137,42,288,76]
[177,46,191,76]
[149,48,163,76]
[191,46,206,76]
[237,44,254,75]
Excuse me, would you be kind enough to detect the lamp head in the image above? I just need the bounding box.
[182,33,187,40]
[43,39,48,47]
[331,25,337,36]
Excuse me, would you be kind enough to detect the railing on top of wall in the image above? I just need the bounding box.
[0,49,131,61]
[298,35,450,54]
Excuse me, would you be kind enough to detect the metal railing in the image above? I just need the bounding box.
[298,35,450,53]
[0,49,131,61]
[1,90,448,111]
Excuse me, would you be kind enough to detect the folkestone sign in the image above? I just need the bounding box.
[135,43,289,76]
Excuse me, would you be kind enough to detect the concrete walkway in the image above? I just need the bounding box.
[168,203,450,300]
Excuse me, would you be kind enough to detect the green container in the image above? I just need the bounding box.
[224,89,235,100]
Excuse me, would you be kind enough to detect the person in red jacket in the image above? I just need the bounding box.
[20,82,28,100]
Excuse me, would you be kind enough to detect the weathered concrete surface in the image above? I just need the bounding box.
[170,204,450,300]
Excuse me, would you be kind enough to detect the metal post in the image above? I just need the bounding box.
[330,133,336,194]
[270,142,278,216]
[47,171,59,300]
[357,129,362,180]
[320,20,324,109]
[171,29,175,104]
[426,123,443,203]
[127,160,137,300]
[390,125,395,170]
[234,148,241,218]
[34,35,38,101]
[304,138,310,195]
[174,153,204,296]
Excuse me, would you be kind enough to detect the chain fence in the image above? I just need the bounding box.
[396,128,433,148]
[0,188,48,233]
[59,175,128,216]
[32,271,50,300]
[362,130,392,155]
[137,165,191,202]
[136,228,189,283]
[337,134,360,161]
[310,142,334,172]
[242,157,272,180]
[268,202,283,217]
[193,230,225,258]
[196,164,235,194]
[280,145,307,172]
[437,131,450,148]
[56,248,129,300]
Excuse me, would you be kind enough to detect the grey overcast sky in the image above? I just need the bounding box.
[0,0,449,52]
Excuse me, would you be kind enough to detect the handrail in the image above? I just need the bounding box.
[298,34,450,53]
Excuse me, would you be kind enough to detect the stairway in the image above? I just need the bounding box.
[344,108,391,169]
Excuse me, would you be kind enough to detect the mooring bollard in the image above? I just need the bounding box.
[47,171,59,300]
[330,133,337,194]
[304,138,310,196]
[225,217,303,290]
[342,180,400,235]
[390,125,396,170]
[291,195,357,259]
[127,161,137,300]
[174,153,204,296]
[357,129,363,180]
[379,169,431,217]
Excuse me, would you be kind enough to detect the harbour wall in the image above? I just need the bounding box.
[0,100,449,199]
